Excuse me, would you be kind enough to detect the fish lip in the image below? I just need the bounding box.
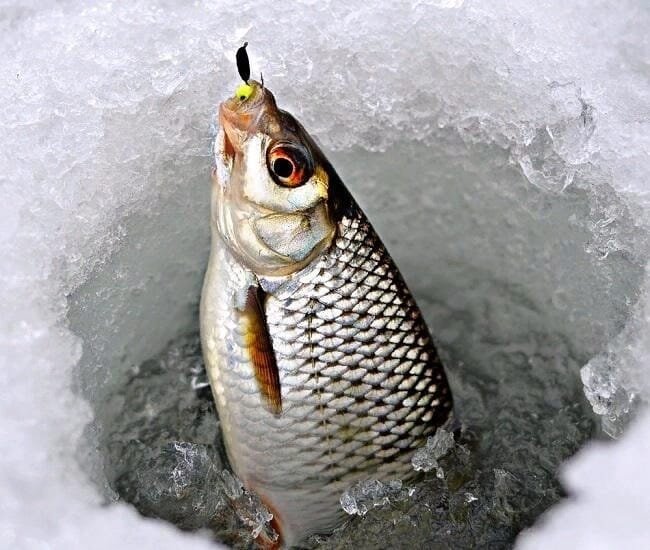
[217,104,244,169]
[218,81,271,157]
[214,81,277,185]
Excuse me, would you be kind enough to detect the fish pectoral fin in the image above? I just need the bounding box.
[243,285,282,415]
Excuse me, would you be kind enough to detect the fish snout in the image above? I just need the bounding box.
[219,81,275,155]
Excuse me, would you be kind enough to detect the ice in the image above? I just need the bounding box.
[1,0,650,549]
[411,427,456,476]
[221,471,243,500]
[340,480,415,516]
[580,274,650,437]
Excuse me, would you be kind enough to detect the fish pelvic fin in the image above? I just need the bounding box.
[253,494,284,550]
[243,285,282,415]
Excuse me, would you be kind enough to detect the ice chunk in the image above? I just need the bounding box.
[113,440,226,531]
[580,267,650,437]
[230,491,275,540]
[510,84,597,193]
[221,470,244,500]
[411,427,456,476]
[340,479,415,516]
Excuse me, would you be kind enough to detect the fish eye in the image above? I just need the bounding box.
[267,142,313,188]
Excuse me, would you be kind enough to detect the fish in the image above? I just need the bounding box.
[200,79,454,548]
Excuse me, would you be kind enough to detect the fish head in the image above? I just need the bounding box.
[213,81,338,278]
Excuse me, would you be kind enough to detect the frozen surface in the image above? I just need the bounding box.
[1,0,649,549]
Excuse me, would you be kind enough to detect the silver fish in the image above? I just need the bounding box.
[200,80,453,547]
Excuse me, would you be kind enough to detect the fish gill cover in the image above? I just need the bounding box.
[1,1,649,549]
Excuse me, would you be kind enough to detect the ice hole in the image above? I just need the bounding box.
[67,132,646,548]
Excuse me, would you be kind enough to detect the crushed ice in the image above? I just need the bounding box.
[411,427,456,477]
[340,479,415,516]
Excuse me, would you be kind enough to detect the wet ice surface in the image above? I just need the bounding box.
[102,271,595,548]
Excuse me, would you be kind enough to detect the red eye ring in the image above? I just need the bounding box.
[267,142,313,188]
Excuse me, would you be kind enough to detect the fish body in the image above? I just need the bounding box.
[200,81,453,547]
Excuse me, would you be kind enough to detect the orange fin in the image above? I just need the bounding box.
[254,495,284,549]
[242,285,282,415]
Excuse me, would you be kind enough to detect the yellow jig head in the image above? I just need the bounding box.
[235,82,253,101]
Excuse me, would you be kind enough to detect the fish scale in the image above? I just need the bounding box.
[201,201,453,545]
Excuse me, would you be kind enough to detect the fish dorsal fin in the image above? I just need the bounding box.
[242,285,282,415]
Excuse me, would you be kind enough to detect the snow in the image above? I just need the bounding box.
[517,410,650,549]
[1,0,649,548]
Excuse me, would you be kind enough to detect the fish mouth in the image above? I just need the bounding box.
[217,80,276,161]
[213,81,278,187]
